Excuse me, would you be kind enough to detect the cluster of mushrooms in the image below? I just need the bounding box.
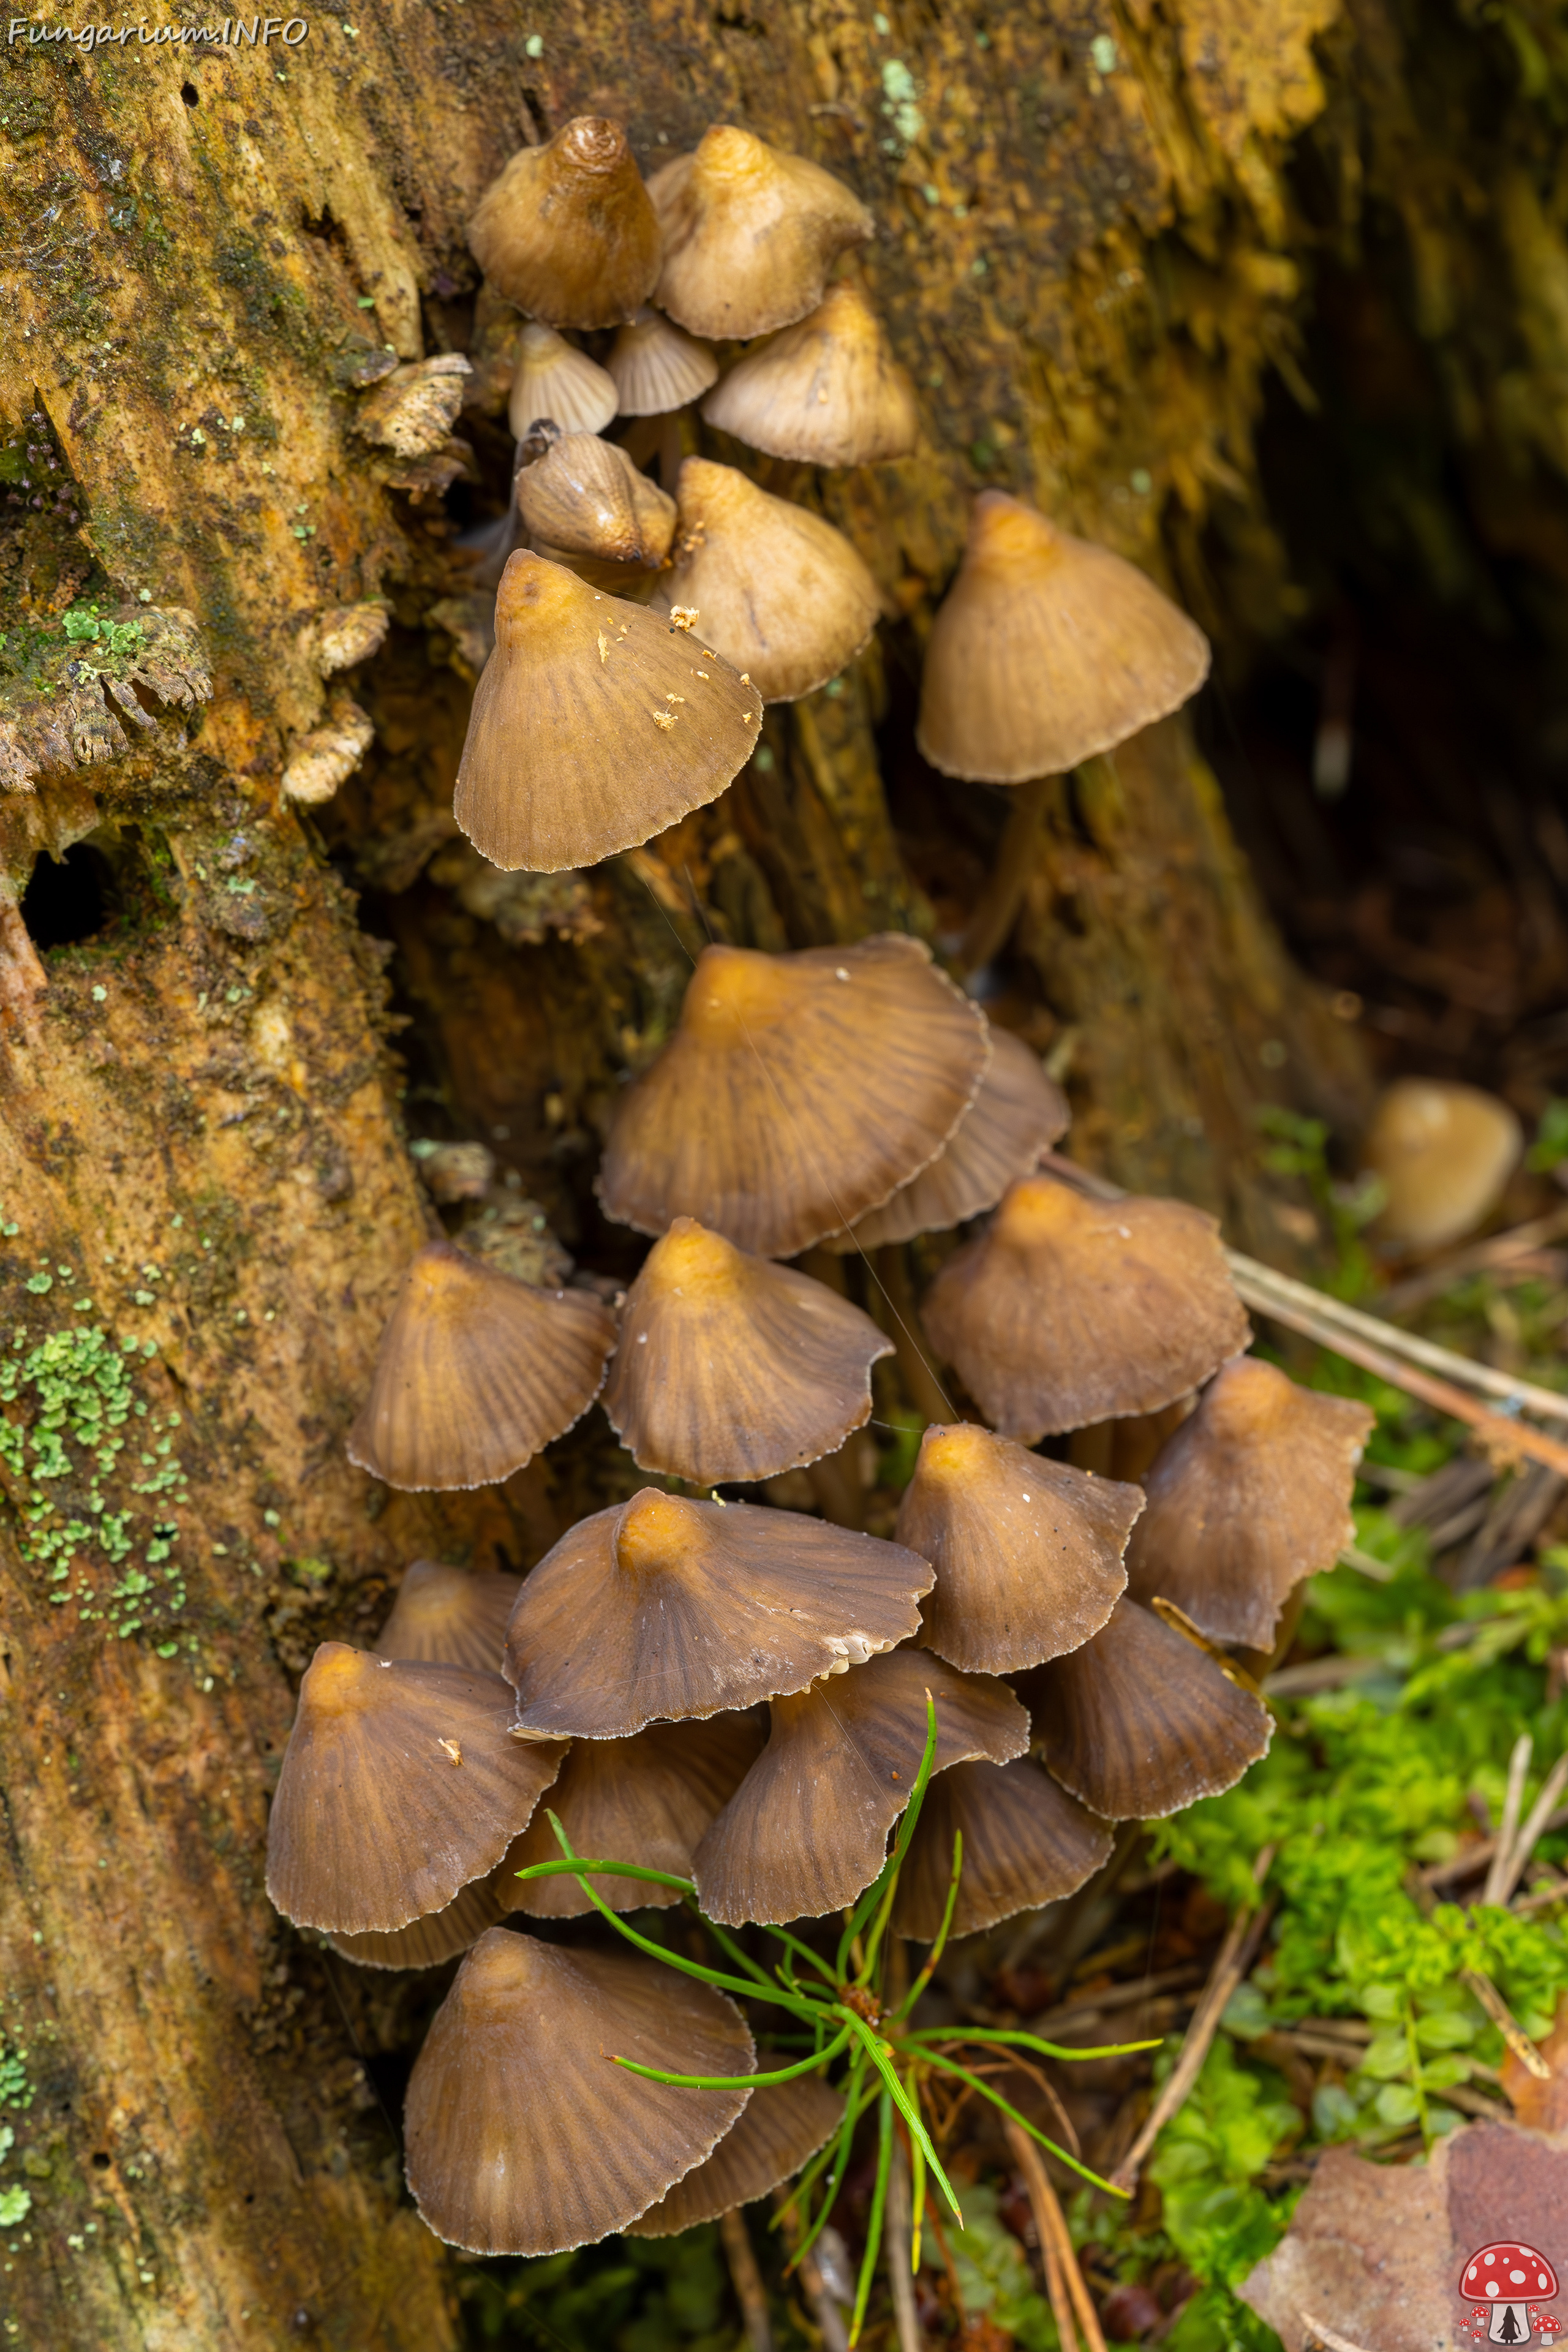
[263,116,1364,2277]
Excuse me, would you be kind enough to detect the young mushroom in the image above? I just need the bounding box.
[346,1237,616,1490]
[468,117,662,329]
[1361,1078,1523,1253]
[453,551,761,872]
[703,282,918,466]
[647,124,874,339]
[507,322,619,440]
[922,1174,1250,1439]
[404,1928,753,2253]
[601,1215,893,1483]
[607,306,719,417]
[597,935,990,1256]
[627,2078,845,2236]
[1125,1356,1375,1650]
[374,1559,522,1673]
[513,431,677,568]
[917,491,1212,783]
[891,1755,1114,1940]
[502,1489,933,1739]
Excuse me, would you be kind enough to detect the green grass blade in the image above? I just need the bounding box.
[849,2093,893,2346]
[856,1694,942,1985]
[611,2026,854,2092]
[903,2025,1163,2061]
[835,2010,962,2224]
[511,1855,695,1894]
[917,2049,1129,2197]
[891,1828,963,2022]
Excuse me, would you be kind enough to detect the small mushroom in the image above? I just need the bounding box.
[404,1927,753,2253]
[891,1755,1113,1940]
[917,491,1212,783]
[601,1215,893,1484]
[922,1174,1250,1441]
[373,1559,523,1673]
[347,1238,616,1491]
[654,456,881,703]
[703,282,918,467]
[1458,2242,1560,2343]
[597,935,990,1257]
[468,117,662,329]
[503,1490,932,1738]
[514,431,677,568]
[627,2077,845,2236]
[607,306,720,417]
[1362,1079,1523,1254]
[648,124,873,340]
[453,552,761,873]
[506,322,619,440]
[1125,1357,1374,1649]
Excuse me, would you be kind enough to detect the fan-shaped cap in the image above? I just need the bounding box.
[1025,1598,1272,1820]
[827,1028,1068,1252]
[703,283,918,467]
[691,1648,1029,1924]
[917,492,1212,783]
[627,2078,844,2236]
[507,322,618,440]
[655,458,881,703]
[1126,1357,1374,1649]
[891,1755,1113,1940]
[503,1491,933,1738]
[1363,1078,1523,1253]
[514,432,677,568]
[265,1644,567,1934]
[328,1869,510,1972]
[602,1216,893,1483]
[454,552,762,872]
[374,1559,522,1672]
[507,1713,765,1915]
[598,935,990,1257]
[922,1176,1250,1441]
[346,1237,616,1491]
[647,125,874,340]
[404,1928,753,2254]
[896,1423,1139,1674]
[468,118,662,330]
[608,306,719,417]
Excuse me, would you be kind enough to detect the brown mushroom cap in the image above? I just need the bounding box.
[647,125,874,341]
[1125,1357,1374,1649]
[627,2077,844,2236]
[654,457,881,703]
[1024,1597,1272,1820]
[827,1028,1068,1253]
[608,306,720,417]
[507,322,619,440]
[922,1176,1250,1441]
[507,1713,766,1916]
[703,283,918,467]
[597,935,990,1257]
[503,1490,933,1738]
[265,1644,567,1934]
[891,1755,1113,1940]
[346,1237,616,1491]
[374,1559,522,1673]
[1362,1078,1523,1253]
[404,1927,753,2254]
[916,491,1212,783]
[468,118,662,330]
[601,1216,893,1483]
[514,432,677,569]
[896,1422,1139,1675]
[453,552,761,873]
[690,1648,1029,1925]
[327,1869,510,1972]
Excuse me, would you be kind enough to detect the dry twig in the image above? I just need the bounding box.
[1300,2309,1374,2352]
[1483,1734,1536,1905]
[720,2207,772,2352]
[884,2139,924,2352]
[1003,2120,1097,2352]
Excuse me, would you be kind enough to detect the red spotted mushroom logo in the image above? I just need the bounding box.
[1458,2242,1561,2343]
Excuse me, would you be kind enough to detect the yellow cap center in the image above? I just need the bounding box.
[1202,1357,1287,1444]
[682,944,801,1046]
[304,1642,377,1718]
[918,1422,993,1484]
[644,1217,747,1300]
[494,550,587,653]
[965,492,1064,588]
[615,1488,703,1578]
[696,124,769,184]
[992,1176,1087,1250]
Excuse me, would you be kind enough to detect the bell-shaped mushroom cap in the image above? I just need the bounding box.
[827,1028,1068,1252]
[647,124,874,341]
[655,458,881,704]
[1363,1078,1523,1253]
[1025,1598,1272,1820]
[598,935,990,1257]
[514,432,677,568]
[265,1645,567,1934]
[608,306,719,417]
[1126,1357,1374,1650]
[916,492,1212,783]
[468,118,662,330]
[507,322,618,440]
[507,1713,766,1916]
[374,1559,522,1673]
[891,1755,1113,1940]
[922,1176,1250,1442]
[453,551,762,873]
[346,1237,616,1491]
[627,2077,844,2237]
[601,1216,893,1483]
[404,1927,753,2254]
[703,283,918,467]
[328,1869,510,1972]
[503,1491,933,1738]
[895,1423,1139,1675]
[691,1648,1029,1925]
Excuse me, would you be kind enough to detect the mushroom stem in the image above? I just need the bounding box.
[957,777,1052,975]
[718,2206,773,2352]
[874,1245,952,1429]
[1003,2120,1099,2352]
[805,1445,864,1531]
